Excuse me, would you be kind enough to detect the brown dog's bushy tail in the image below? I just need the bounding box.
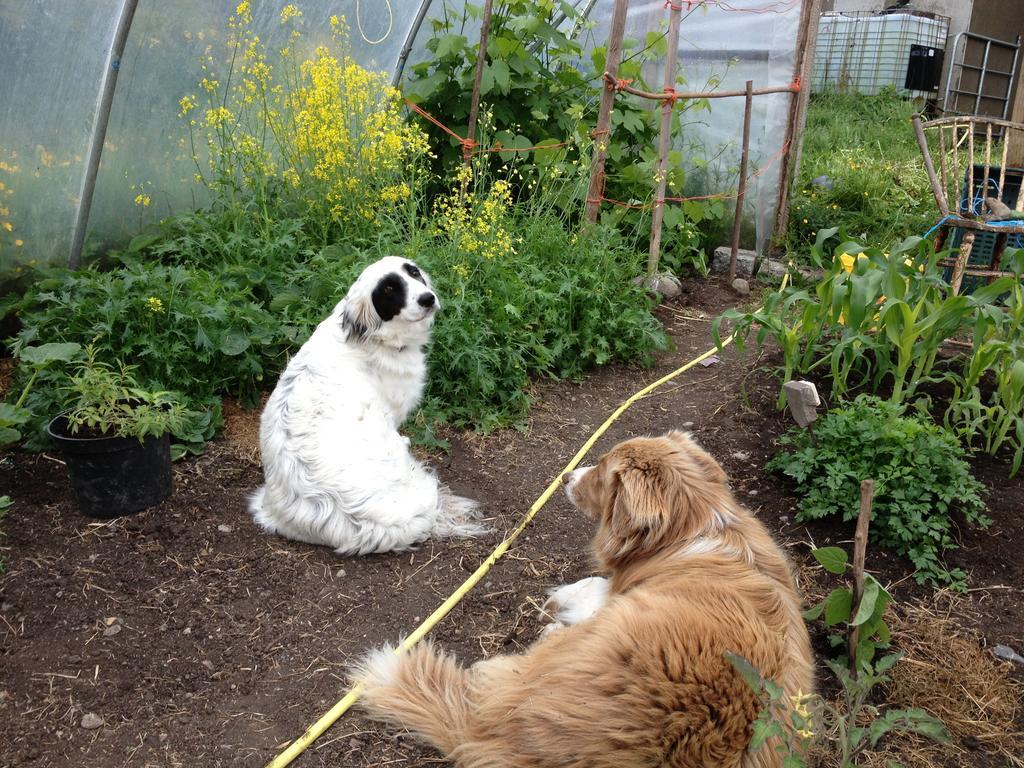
[354,641,473,755]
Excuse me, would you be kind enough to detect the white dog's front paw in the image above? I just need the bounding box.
[540,576,610,626]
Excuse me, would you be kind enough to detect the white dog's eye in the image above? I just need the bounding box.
[403,263,423,281]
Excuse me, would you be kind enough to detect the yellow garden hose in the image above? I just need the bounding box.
[265,275,786,767]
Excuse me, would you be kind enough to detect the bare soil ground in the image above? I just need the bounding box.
[1,279,1021,767]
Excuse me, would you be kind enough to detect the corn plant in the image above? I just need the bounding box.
[945,248,1024,475]
[716,233,1008,408]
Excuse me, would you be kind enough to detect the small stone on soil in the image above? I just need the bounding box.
[731,277,750,296]
[731,451,751,461]
[217,524,233,533]
[80,713,103,730]
[103,624,122,637]
[993,644,1024,665]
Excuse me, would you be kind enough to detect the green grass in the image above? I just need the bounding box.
[785,89,935,255]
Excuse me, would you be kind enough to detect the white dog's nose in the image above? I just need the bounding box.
[417,292,436,308]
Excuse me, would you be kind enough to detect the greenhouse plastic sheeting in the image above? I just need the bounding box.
[0,3,122,272]
[0,0,802,274]
[588,0,801,255]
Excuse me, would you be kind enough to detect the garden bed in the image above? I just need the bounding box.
[1,279,1021,767]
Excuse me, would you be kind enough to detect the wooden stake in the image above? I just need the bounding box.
[647,1,683,277]
[772,0,822,246]
[728,80,754,283]
[464,0,494,165]
[914,114,950,216]
[583,0,630,224]
[848,478,874,676]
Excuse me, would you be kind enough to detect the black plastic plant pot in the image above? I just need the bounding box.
[47,415,173,518]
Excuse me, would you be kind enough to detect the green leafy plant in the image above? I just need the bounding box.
[715,238,1024,477]
[60,347,195,442]
[945,248,1024,475]
[714,232,999,408]
[767,396,989,587]
[729,651,947,768]
[804,546,891,669]
[406,0,726,274]
[0,342,81,447]
[727,543,948,767]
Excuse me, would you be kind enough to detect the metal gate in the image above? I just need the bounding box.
[943,31,1021,119]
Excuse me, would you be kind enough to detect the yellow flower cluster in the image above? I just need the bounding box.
[790,690,814,741]
[433,171,516,260]
[183,5,428,233]
[282,45,428,224]
[204,106,234,129]
[134,193,151,207]
[145,296,165,313]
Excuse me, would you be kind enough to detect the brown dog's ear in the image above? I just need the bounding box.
[601,457,673,560]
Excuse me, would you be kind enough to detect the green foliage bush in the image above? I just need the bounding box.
[767,395,989,586]
[61,347,197,442]
[6,209,666,447]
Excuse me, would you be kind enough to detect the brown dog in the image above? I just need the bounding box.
[355,431,814,767]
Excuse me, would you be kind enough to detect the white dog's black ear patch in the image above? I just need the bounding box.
[372,273,407,322]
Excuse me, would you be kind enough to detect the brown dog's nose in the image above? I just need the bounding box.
[561,472,571,485]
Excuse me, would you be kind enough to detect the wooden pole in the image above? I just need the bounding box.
[647,1,683,277]
[584,0,630,224]
[1007,36,1024,166]
[848,479,874,677]
[464,0,494,165]
[772,0,822,247]
[728,81,754,283]
[913,115,950,216]
[607,76,799,101]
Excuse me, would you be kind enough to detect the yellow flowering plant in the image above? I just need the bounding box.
[183,4,428,242]
[432,164,517,263]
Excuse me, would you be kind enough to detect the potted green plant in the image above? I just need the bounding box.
[47,347,193,518]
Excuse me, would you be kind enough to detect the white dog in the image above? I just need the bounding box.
[249,256,486,555]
